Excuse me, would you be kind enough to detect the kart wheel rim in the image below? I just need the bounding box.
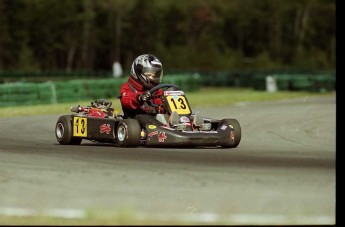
[117,124,127,142]
[56,123,64,139]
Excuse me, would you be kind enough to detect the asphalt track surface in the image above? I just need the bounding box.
[0,95,336,224]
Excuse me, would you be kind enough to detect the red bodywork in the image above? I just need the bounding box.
[80,107,107,118]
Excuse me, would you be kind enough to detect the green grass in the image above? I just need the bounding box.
[0,87,331,117]
[186,87,325,106]
[0,207,229,225]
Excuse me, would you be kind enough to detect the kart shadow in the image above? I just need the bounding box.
[80,143,225,149]
[54,142,230,149]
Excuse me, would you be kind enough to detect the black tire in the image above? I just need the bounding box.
[116,119,141,147]
[55,115,82,145]
[218,118,241,148]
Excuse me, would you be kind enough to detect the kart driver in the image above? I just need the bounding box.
[120,53,204,130]
[119,54,178,128]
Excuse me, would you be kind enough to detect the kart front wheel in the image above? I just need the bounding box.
[55,115,82,145]
[219,118,241,148]
[116,119,141,147]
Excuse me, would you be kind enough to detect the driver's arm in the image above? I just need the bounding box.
[120,83,142,109]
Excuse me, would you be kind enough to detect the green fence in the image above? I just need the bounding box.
[0,71,335,107]
[251,73,335,92]
[0,74,202,107]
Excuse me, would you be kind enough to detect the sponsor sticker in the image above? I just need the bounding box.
[148,131,167,142]
[148,125,157,129]
[148,131,158,137]
[100,124,111,134]
[164,91,184,96]
[220,124,227,130]
[180,116,190,123]
[158,132,167,142]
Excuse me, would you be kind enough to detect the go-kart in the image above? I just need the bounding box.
[55,84,241,148]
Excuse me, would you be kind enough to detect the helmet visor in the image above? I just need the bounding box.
[142,67,163,84]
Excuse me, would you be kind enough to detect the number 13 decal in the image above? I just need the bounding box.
[73,117,87,137]
[167,96,191,115]
[170,97,186,109]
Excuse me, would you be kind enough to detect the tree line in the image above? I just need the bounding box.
[0,0,336,74]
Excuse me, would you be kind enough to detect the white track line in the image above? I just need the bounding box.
[0,207,84,219]
[0,207,335,224]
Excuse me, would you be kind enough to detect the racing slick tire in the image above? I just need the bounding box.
[219,118,241,148]
[55,115,82,145]
[116,119,141,147]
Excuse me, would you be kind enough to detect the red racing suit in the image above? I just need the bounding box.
[120,76,164,119]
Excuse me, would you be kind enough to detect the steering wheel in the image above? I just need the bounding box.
[148,83,181,108]
[149,83,181,94]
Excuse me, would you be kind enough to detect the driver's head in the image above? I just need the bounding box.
[130,54,163,89]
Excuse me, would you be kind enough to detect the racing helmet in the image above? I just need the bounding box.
[130,54,163,89]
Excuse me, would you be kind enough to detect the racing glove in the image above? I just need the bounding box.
[137,90,152,103]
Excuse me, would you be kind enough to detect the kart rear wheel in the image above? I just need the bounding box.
[116,119,141,147]
[55,115,82,145]
[219,118,241,148]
